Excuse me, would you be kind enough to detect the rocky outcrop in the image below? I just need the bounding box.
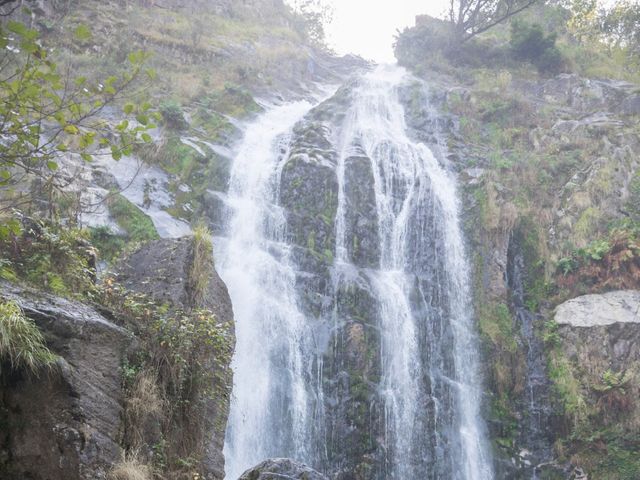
[117,236,234,325]
[551,291,640,476]
[0,281,130,480]
[117,237,235,479]
[555,290,640,328]
[555,291,640,368]
[238,458,329,480]
[0,236,235,480]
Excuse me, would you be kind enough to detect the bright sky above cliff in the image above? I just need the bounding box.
[324,0,448,62]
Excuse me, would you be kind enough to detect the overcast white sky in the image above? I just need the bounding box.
[323,0,449,62]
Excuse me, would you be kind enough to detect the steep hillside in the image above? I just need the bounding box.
[396,4,640,478]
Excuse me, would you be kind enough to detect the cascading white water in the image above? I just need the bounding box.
[217,100,321,479]
[218,65,493,480]
[333,65,493,479]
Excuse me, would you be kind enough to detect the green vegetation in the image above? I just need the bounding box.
[555,222,640,299]
[510,19,564,73]
[0,300,56,375]
[108,194,160,244]
[189,223,213,307]
[99,275,232,478]
[0,219,97,297]
[159,100,189,131]
[0,20,155,220]
[89,226,127,264]
[397,2,640,82]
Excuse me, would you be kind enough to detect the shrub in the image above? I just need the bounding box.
[0,218,97,297]
[510,20,564,74]
[0,301,56,375]
[90,226,127,263]
[159,100,189,131]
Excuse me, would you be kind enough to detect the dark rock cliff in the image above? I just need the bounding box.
[0,281,129,480]
[0,236,235,480]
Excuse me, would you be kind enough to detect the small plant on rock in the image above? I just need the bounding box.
[0,300,56,375]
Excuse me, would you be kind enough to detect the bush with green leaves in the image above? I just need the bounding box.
[0,300,56,375]
[0,20,156,219]
[0,218,97,297]
[107,194,159,245]
[510,19,564,73]
[159,100,188,131]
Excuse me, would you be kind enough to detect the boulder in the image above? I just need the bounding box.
[555,290,640,328]
[0,281,130,480]
[553,291,640,428]
[238,458,329,480]
[117,236,234,325]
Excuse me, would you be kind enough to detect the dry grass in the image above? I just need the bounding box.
[189,223,213,308]
[108,452,153,480]
[125,370,165,449]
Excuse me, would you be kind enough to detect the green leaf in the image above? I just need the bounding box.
[7,21,28,36]
[123,103,135,115]
[64,124,79,135]
[136,114,149,126]
[46,161,58,171]
[141,133,152,143]
[80,152,92,162]
[111,145,122,160]
[74,24,92,41]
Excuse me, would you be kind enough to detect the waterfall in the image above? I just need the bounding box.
[332,65,493,479]
[217,100,323,479]
[219,65,493,479]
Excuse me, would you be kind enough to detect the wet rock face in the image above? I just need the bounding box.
[343,155,380,269]
[238,458,329,480]
[278,85,389,477]
[0,281,129,480]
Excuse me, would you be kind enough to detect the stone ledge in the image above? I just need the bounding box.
[554,290,640,327]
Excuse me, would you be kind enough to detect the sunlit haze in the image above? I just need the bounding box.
[324,0,449,62]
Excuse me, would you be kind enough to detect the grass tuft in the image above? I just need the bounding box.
[0,300,56,375]
[108,451,153,480]
[189,222,213,308]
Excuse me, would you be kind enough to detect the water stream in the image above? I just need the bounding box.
[332,65,493,479]
[217,100,322,478]
[218,65,493,479]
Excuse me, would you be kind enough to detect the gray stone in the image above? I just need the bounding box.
[0,281,130,480]
[621,94,640,115]
[554,290,640,327]
[238,458,328,480]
